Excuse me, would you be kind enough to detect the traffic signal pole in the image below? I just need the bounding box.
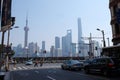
[0,31,5,71]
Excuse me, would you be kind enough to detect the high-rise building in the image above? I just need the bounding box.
[50,46,55,57]
[71,43,76,57]
[42,41,45,52]
[102,0,120,57]
[28,42,36,54]
[67,30,72,53]
[24,17,29,48]
[62,29,72,57]
[55,37,60,49]
[62,36,67,57]
[78,18,85,57]
[78,18,82,43]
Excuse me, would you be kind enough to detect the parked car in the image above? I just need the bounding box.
[61,59,83,70]
[83,59,93,67]
[25,59,33,65]
[84,57,120,76]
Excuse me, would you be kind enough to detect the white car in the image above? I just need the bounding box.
[25,60,33,65]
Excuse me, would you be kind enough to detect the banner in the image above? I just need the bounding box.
[1,0,12,31]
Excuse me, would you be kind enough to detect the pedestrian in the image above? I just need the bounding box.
[40,59,43,67]
[34,59,38,67]
[13,59,16,67]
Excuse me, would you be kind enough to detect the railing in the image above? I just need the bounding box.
[12,57,85,63]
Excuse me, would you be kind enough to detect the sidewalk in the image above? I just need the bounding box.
[0,65,10,80]
[4,72,10,80]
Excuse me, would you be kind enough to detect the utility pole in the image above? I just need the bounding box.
[96,28,106,47]
[107,37,110,47]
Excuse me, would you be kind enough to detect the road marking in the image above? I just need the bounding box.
[13,67,17,70]
[35,71,39,74]
[22,66,27,69]
[47,76,56,80]
[18,67,22,69]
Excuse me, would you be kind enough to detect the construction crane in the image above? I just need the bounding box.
[80,33,102,58]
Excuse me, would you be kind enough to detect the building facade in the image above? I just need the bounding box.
[55,37,60,49]
[62,30,72,57]
[102,0,120,57]
[109,0,120,45]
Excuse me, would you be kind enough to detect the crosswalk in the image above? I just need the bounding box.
[9,65,60,71]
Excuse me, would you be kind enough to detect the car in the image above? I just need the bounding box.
[61,59,83,70]
[83,59,93,67]
[84,57,120,76]
[25,59,33,65]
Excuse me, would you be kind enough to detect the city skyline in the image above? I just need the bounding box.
[0,0,112,50]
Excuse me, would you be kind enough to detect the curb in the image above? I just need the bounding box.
[4,72,10,80]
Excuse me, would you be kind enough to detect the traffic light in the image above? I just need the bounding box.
[5,46,11,53]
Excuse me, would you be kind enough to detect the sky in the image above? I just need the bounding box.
[1,0,112,50]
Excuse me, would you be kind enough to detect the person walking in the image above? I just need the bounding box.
[40,59,43,67]
[34,59,38,67]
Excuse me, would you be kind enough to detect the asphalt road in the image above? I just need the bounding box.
[4,63,120,80]
[7,68,120,80]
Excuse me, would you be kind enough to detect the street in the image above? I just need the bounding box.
[4,63,120,80]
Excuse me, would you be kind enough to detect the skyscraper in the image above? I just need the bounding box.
[78,18,84,56]
[24,16,29,48]
[62,29,72,57]
[55,36,60,49]
[66,29,72,56]
[78,18,82,43]
[42,41,45,51]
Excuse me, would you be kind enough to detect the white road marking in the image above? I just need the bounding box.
[47,76,56,80]
[22,66,27,69]
[35,71,39,73]
[13,67,17,70]
[18,67,22,70]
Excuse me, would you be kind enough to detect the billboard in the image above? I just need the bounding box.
[1,0,12,31]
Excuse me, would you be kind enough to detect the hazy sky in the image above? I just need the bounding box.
[1,0,112,50]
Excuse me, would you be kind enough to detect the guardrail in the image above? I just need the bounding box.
[12,57,85,63]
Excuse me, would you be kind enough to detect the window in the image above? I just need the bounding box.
[113,5,117,16]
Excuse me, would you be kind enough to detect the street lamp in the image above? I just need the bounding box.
[5,26,19,71]
[96,28,106,47]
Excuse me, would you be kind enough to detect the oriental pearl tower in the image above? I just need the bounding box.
[24,16,29,48]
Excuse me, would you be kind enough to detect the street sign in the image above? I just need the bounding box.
[116,8,120,23]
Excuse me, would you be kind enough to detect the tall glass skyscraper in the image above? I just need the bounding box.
[78,18,82,43]
[55,36,60,49]
[78,18,84,57]
[62,29,72,57]
[42,41,45,51]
